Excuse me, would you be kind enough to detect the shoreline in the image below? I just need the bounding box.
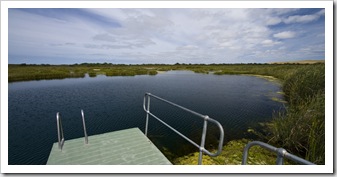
[8,63,323,82]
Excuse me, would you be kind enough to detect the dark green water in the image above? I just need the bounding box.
[8,71,284,164]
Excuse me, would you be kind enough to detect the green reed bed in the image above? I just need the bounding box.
[8,64,158,82]
[8,65,86,82]
[266,64,325,164]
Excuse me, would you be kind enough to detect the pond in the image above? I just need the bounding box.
[8,70,285,165]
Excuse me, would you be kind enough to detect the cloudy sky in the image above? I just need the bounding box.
[8,8,325,64]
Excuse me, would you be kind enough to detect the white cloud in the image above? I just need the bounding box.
[266,17,282,25]
[283,9,324,24]
[8,8,325,64]
[265,8,300,15]
[261,39,282,47]
[273,31,296,39]
[316,9,325,16]
[176,45,199,50]
[284,14,319,24]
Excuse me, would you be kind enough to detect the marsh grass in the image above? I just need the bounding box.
[268,93,325,164]
[8,65,86,82]
[266,64,325,164]
[8,64,154,82]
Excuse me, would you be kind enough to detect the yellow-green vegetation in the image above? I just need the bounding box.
[173,139,292,165]
[271,97,287,103]
[247,74,280,83]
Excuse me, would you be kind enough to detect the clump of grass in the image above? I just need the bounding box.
[191,69,209,74]
[148,70,158,75]
[88,71,97,77]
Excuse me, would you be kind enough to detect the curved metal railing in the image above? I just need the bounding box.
[242,141,315,165]
[143,92,224,165]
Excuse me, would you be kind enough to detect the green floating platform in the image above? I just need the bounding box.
[47,128,172,165]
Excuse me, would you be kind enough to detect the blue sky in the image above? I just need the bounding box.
[8,8,325,64]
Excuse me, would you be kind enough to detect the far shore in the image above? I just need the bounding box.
[8,63,324,82]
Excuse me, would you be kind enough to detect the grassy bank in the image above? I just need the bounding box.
[266,64,325,164]
[8,63,325,164]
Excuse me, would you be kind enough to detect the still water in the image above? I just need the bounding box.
[8,71,284,165]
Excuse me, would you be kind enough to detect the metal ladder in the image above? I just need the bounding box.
[56,109,88,151]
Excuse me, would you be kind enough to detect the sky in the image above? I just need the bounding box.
[8,8,325,64]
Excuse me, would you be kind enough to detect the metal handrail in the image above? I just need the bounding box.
[56,112,65,150]
[143,92,224,165]
[242,141,315,165]
[81,110,89,144]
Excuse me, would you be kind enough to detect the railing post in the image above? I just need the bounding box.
[56,112,61,149]
[241,144,250,165]
[145,94,151,136]
[198,116,209,165]
[81,110,88,144]
[56,112,64,150]
[276,148,286,165]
